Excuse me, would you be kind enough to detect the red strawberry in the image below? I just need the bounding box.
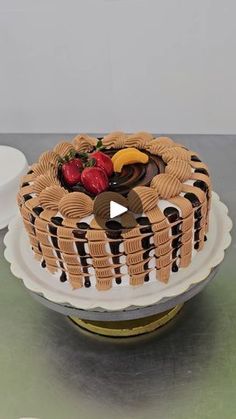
[90,151,113,177]
[81,167,109,195]
[62,158,83,186]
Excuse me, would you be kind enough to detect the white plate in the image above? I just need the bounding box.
[4,192,232,311]
[0,146,28,229]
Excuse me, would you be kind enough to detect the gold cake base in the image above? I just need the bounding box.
[68,303,183,337]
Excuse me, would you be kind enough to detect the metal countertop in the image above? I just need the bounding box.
[0,134,235,419]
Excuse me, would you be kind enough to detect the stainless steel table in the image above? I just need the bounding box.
[0,134,235,419]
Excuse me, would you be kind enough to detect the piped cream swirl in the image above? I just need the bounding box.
[33,170,59,195]
[72,134,97,152]
[125,131,153,149]
[102,131,128,149]
[165,159,192,182]
[161,147,191,163]
[151,173,182,199]
[31,163,58,179]
[59,192,94,218]
[53,142,76,157]
[146,137,174,155]
[39,151,59,167]
[128,186,159,213]
[30,151,59,178]
[39,186,68,210]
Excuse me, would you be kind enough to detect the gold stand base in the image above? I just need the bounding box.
[69,303,183,337]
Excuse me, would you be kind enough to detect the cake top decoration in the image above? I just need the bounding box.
[18,131,209,228]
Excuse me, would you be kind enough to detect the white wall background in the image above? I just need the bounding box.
[0,0,236,134]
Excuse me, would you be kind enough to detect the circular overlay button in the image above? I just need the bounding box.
[93,191,143,230]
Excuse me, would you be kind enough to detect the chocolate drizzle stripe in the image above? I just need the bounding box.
[108,232,123,285]
[192,203,206,251]
[48,223,67,283]
[29,218,47,260]
[182,193,205,253]
[163,202,193,268]
[164,205,183,272]
[28,214,36,236]
[73,231,89,287]
[134,217,154,269]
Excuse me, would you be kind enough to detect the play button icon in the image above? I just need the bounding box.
[110,201,127,218]
[93,191,141,230]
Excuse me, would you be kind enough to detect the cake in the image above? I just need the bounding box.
[17,132,211,291]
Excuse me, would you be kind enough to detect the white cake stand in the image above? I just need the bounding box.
[4,192,232,337]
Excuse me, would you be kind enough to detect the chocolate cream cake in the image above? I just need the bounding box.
[17,132,211,291]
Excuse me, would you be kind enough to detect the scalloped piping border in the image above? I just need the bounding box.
[4,192,233,311]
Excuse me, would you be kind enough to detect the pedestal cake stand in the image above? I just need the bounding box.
[4,192,232,337]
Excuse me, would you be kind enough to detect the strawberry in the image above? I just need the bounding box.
[90,151,113,177]
[81,167,109,195]
[61,158,83,186]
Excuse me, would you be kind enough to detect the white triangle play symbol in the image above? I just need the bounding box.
[110,201,127,219]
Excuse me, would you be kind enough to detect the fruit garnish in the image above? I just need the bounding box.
[81,167,109,194]
[111,148,149,173]
[61,158,83,187]
[90,151,113,177]
[96,139,104,150]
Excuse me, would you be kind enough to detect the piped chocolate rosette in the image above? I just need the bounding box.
[18,132,211,291]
